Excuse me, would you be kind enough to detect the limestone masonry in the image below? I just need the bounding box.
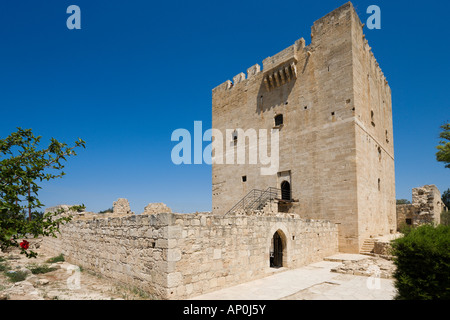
[212,1,396,253]
[41,2,400,300]
[42,203,337,299]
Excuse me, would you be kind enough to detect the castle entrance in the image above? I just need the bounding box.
[281,181,291,201]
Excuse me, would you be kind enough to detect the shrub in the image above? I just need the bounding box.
[46,254,65,263]
[392,224,450,300]
[27,263,57,275]
[398,223,413,236]
[98,208,113,214]
[5,270,28,283]
[0,261,10,272]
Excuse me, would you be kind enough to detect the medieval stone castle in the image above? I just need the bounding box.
[38,2,444,300]
[212,1,396,254]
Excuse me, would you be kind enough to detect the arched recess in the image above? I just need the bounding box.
[267,223,291,268]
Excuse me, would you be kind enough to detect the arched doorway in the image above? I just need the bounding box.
[281,181,291,201]
[270,231,284,268]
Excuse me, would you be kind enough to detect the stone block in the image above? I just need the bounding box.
[213,249,222,260]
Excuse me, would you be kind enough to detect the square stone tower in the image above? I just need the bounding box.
[212,2,396,253]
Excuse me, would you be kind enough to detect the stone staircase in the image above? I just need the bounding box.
[360,238,376,255]
[225,187,285,216]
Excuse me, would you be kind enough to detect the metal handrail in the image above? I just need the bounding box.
[224,189,262,216]
[224,187,291,216]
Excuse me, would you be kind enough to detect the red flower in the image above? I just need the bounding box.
[20,240,30,250]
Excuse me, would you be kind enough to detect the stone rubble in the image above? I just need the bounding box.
[144,203,172,214]
[330,257,395,279]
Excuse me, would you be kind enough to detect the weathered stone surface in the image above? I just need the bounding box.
[144,203,172,215]
[212,1,396,254]
[331,257,395,279]
[397,185,446,228]
[41,209,338,300]
[37,279,50,286]
[113,198,133,216]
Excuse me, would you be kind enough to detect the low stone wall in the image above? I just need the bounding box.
[41,211,338,299]
[41,213,171,299]
[372,234,402,257]
[373,241,391,256]
[168,214,338,299]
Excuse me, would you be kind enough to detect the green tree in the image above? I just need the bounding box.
[0,128,86,258]
[396,199,411,205]
[442,189,450,226]
[436,123,450,168]
[442,189,450,209]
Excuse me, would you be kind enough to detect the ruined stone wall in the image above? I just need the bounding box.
[41,210,338,300]
[396,185,445,228]
[396,204,416,229]
[412,185,443,225]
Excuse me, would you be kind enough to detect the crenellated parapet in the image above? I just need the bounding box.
[212,38,308,95]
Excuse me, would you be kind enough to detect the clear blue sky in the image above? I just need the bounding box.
[0,0,448,213]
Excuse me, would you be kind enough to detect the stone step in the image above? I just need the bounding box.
[360,239,376,254]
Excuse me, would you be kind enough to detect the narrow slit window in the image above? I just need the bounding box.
[242,176,247,182]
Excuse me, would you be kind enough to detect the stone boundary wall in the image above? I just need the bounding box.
[41,213,171,299]
[41,212,338,299]
[168,214,338,299]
